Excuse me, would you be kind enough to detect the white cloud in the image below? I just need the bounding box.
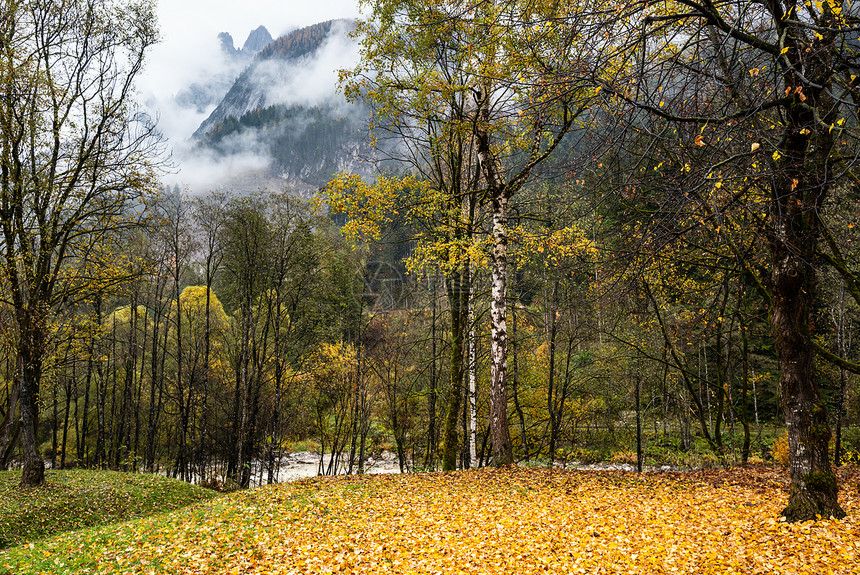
[139,0,363,191]
[165,147,271,191]
[249,20,358,111]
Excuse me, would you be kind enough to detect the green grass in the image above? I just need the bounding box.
[0,469,217,549]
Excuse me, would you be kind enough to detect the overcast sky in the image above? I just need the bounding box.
[141,0,361,130]
[139,0,362,187]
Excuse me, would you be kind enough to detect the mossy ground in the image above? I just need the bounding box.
[0,469,216,549]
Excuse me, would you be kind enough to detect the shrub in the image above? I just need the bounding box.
[556,447,603,464]
[285,439,321,453]
[609,450,638,465]
[771,432,790,467]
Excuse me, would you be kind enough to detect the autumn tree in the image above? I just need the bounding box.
[460,1,598,466]
[339,0,599,467]
[0,0,159,486]
[190,191,228,477]
[337,0,486,469]
[586,0,860,519]
[513,183,596,462]
[221,194,271,487]
[258,193,348,482]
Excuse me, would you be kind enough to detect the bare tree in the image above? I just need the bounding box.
[0,0,160,487]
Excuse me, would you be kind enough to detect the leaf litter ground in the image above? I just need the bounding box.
[3,466,859,574]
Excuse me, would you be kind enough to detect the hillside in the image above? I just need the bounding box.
[191,20,374,192]
[198,103,368,190]
[193,20,350,137]
[2,467,858,574]
[0,469,215,549]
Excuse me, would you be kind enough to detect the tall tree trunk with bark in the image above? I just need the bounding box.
[487,192,514,466]
[547,281,559,464]
[425,273,439,470]
[18,309,46,487]
[767,60,845,519]
[474,76,513,467]
[740,307,751,465]
[0,377,19,471]
[442,267,468,471]
[834,281,847,467]
[467,267,478,467]
[770,246,843,519]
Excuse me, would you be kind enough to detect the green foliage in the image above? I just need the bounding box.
[555,447,605,464]
[284,439,322,454]
[0,469,215,549]
[200,104,368,187]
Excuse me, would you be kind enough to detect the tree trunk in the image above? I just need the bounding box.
[488,192,513,466]
[635,372,642,473]
[511,295,528,459]
[767,68,845,519]
[740,311,751,464]
[19,316,47,487]
[80,353,92,467]
[425,273,438,470]
[467,272,478,468]
[0,378,19,471]
[442,267,467,471]
[61,373,72,469]
[51,378,58,470]
[834,281,846,467]
[235,300,253,488]
[547,281,559,465]
[771,249,844,520]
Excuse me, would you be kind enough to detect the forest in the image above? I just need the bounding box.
[2,0,860,527]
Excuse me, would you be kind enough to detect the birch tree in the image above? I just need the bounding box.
[338,0,599,467]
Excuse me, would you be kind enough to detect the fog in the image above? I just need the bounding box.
[140,1,363,191]
[262,21,361,110]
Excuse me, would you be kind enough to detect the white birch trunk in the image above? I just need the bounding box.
[488,194,513,466]
[474,79,513,467]
[468,279,478,467]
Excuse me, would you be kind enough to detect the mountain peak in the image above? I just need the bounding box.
[242,26,273,53]
[218,32,237,56]
[194,21,352,140]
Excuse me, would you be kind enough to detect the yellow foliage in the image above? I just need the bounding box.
[177,286,230,334]
[512,224,595,267]
[322,173,423,243]
[306,342,357,388]
[9,467,859,573]
[772,432,790,467]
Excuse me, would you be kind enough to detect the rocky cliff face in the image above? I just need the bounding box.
[193,21,341,137]
[174,26,274,115]
[242,26,273,53]
[192,20,376,192]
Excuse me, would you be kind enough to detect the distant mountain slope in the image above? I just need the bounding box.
[174,26,273,114]
[193,20,343,138]
[243,25,274,53]
[257,20,336,61]
[199,102,369,188]
[192,20,376,191]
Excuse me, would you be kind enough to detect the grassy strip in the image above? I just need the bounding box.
[0,469,217,549]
